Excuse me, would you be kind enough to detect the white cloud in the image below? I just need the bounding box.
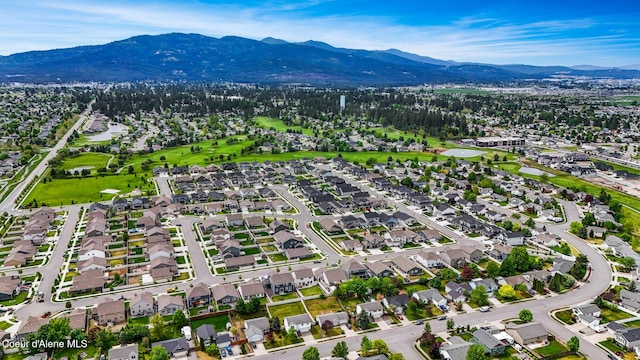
[0,0,636,66]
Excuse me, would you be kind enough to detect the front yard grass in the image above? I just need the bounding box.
[262,330,304,350]
[0,291,28,306]
[268,302,307,324]
[305,296,343,318]
[310,324,344,339]
[555,309,575,325]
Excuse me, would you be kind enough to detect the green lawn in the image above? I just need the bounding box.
[310,324,344,339]
[600,307,633,323]
[128,316,150,325]
[254,116,315,136]
[305,296,343,318]
[268,253,288,262]
[271,292,299,302]
[53,344,98,360]
[24,173,156,207]
[268,302,307,324]
[555,309,576,325]
[263,330,304,350]
[299,285,324,297]
[403,284,430,295]
[190,314,230,332]
[535,340,568,357]
[0,321,13,330]
[0,291,28,306]
[58,153,112,171]
[624,319,640,328]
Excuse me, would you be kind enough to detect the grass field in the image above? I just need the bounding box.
[536,340,568,357]
[271,293,298,302]
[555,309,575,325]
[268,302,307,324]
[253,116,315,136]
[190,314,230,332]
[58,153,112,171]
[305,296,343,318]
[24,173,156,207]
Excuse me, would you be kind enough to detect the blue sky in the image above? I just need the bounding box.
[1,0,639,66]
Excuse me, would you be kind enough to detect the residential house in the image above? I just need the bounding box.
[383,294,410,314]
[413,289,447,307]
[212,284,240,305]
[268,272,296,295]
[238,281,266,300]
[356,301,384,319]
[440,249,467,268]
[224,255,255,270]
[614,328,640,350]
[283,314,313,333]
[318,268,348,286]
[196,324,217,348]
[108,344,139,360]
[129,291,155,318]
[292,268,316,288]
[157,294,185,316]
[472,328,505,356]
[316,312,349,327]
[0,277,21,301]
[341,239,363,252]
[94,299,126,326]
[151,338,190,359]
[364,262,394,278]
[505,322,548,345]
[69,269,105,295]
[186,283,211,308]
[445,282,472,304]
[244,317,270,343]
[415,250,444,269]
[500,232,525,246]
[273,230,304,249]
[439,336,473,360]
[344,260,370,279]
[285,247,313,260]
[389,256,423,276]
[16,316,47,342]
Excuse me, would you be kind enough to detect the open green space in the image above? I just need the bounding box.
[535,340,568,357]
[0,321,12,330]
[24,172,156,207]
[128,316,150,325]
[58,153,112,171]
[305,296,343,318]
[590,158,640,175]
[53,343,98,360]
[253,116,315,136]
[268,302,307,324]
[190,314,230,332]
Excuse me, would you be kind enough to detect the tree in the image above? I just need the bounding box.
[525,217,536,228]
[95,329,118,353]
[466,344,487,360]
[150,313,167,341]
[172,310,188,328]
[302,346,320,360]
[361,336,372,355]
[205,344,219,357]
[569,222,584,236]
[510,247,533,273]
[567,336,580,351]
[424,321,432,335]
[460,266,474,281]
[150,346,170,360]
[332,341,349,358]
[486,261,500,278]
[446,318,455,330]
[271,316,281,332]
[371,339,389,355]
[440,267,458,281]
[519,309,533,323]
[235,298,247,314]
[498,284,516,299]
[619,257,636,271]
[25,317,72,355]
[470,285,489,306]
[389,354,406,360]
[356,310,371,329]
[65,301,72,309]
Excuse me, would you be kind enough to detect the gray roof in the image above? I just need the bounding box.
[244,317,270,331]
[196,324,217,340]
[473,328,503,349]
[151,337,190,355]
[316,311,349,324]
[414,289,445,303]
[505,322,548,342]
[574,304,600,315]
[284,313,312,325]
[440,336,473,360]
[238,281,265,298]
[358,301,383,312]
[108,344,138,360]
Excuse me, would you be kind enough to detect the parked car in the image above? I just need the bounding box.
[226,346,233,355]
[220,349,226,358]
[414,320,424,325]
[438,315,447,321]
[479,306,490,312]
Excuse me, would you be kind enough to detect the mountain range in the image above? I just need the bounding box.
[0,33,638,85]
